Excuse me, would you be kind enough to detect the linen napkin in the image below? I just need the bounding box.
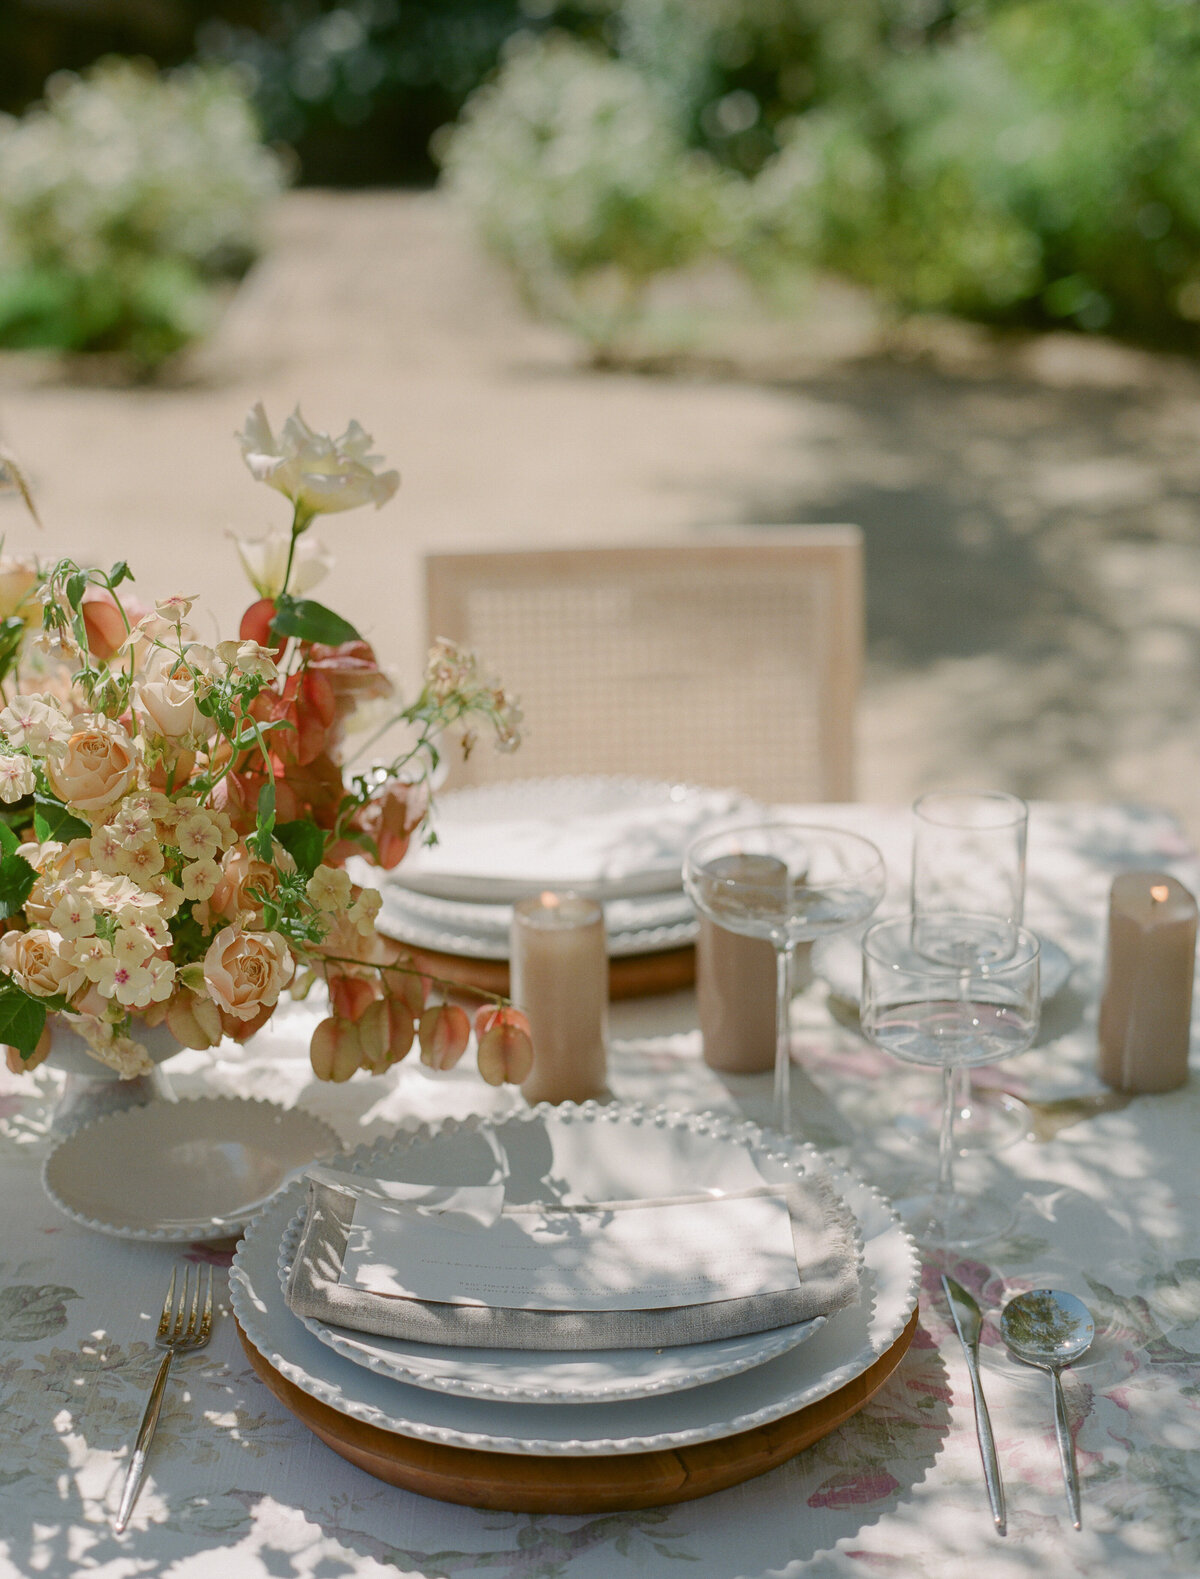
[285,1169,861,1350]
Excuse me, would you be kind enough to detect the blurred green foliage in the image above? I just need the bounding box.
[3,0,1199,350]
[0,59,286,369]
[753,0,1200,343]
[441,34,730,350]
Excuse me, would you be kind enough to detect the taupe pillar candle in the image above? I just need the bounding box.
[697,853,790,1074]
[513,892,609,1106]
[1097,871,1197,1093]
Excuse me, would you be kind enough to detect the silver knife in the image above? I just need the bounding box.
[942,1273,1007,1536]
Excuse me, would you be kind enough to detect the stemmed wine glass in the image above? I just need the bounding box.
[685,823,886,1135]
[860,912,1040,1247]
[912,790,1031,1151]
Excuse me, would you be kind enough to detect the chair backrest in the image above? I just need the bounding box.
[424,529,862,802]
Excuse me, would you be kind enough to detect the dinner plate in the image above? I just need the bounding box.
[812,929,1074,1006]
[277,1204,825,1405]
[371,886,699,962]
[230,1104,920,1456]
[374,884,697,940]
[391,777,753,902]
[42,1097,341,1241]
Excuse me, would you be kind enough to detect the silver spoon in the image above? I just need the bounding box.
[1000,1288,1095,1529]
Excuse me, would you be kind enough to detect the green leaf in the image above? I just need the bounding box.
[0,985,45,1056]
[0,1283,79,1342]
[0,853,36,919]
[0,821,17,859]
[270,595,360,647]
[252,778,276,862]
[64,570,87,611]
[274,818,326,878]
[108,560,133,589]
[33,794,90,844]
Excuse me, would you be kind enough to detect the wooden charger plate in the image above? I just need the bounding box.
[237,1307,918,1514]
[403,943,695,1002]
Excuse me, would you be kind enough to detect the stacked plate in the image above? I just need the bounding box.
[353,777,756,962]
[230,1103,921,1466]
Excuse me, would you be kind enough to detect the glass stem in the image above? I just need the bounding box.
[937,1065,958,1203]
[954,1063,972,1123]
[773,941,794,1135]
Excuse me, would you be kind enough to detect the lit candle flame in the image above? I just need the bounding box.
[540,891,560,909]
[1151,884,1170,903]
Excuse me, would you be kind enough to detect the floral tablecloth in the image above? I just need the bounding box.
[2,802,1199,1579]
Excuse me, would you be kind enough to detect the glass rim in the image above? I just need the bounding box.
[862,912,1040,975]
[912,790,1028,831]
[684,821,886,875]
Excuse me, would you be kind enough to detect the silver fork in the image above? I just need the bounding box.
[114,1265,214,1535]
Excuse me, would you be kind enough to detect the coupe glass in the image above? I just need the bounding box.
[912,790,1031,1151]
[861,913,1040,1248]
[685,823,886,1134]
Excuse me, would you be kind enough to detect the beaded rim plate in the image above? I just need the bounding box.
[42,1097,341,1241]
[230,1103,920,1456]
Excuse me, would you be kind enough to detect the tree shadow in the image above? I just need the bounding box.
[736,353,1200,803]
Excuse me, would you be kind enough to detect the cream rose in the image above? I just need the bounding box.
[0,928,85,1000]
[133,653,211,744]
[46,719,138,814]
[203,926,293,1021]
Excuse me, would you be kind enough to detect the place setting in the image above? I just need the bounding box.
[0,401,1196,1571]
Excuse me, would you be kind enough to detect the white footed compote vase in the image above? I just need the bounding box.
[860,912,1040,1249]
[684,823,886,1136]
[43,1016,180,1138]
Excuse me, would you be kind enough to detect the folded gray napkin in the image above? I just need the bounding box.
[284,1169,862,1351]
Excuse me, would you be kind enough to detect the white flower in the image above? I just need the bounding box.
[0,753,34,803]
[306,864,352,913]
[230,527,332,599]
[237,403,400,521]
[215,640,278,682]
[49,889,96,939]
[347,887,382,938]
[0,695,72,755]
[154,594,196,625]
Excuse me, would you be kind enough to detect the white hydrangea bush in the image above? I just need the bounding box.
[440,35,729,352]
[0,58,287,366]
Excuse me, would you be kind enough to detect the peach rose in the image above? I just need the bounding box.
[46,719,138,814]
[0,928,85,1000]
[0,557,39,624]
[203,926,293,1022]
[80,587,128,662]
[195,842,292,928]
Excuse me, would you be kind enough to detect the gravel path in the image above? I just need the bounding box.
[2,189,1200,833]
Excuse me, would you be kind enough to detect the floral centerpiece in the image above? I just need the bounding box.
[0,405,533,1088]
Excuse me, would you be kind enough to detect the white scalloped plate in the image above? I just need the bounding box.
[231,1104,920,1455]
[42,1097,341,1241]
[367,880,700,960]
[390,777,754,902]
[278,1201,826,1405]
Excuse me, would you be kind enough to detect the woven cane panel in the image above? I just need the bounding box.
[451,567,836,803]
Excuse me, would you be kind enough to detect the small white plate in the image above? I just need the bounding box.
[391,777,753,902]
[42,1097,341,1241]
[813,930,1074,1006]
[278,1201,824,1404]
